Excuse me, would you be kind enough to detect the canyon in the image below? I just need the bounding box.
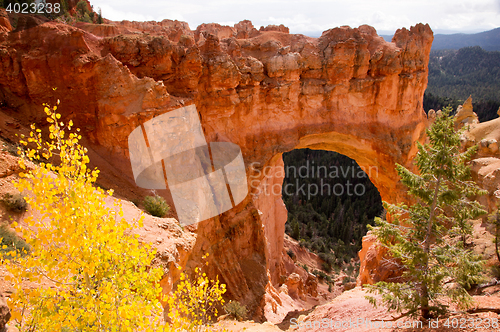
[0,9,437,322]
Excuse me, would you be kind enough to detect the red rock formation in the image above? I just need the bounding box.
[0,295,10,332]
[75,23,121,38]
[304,273,318,297]
[234,20,260,39]
[0,9,12,34]
[66,0,93,16]
[112,19,193,42]
[195,23,237,42]
[259,24,289,34]
[471,157,500,213]
[0,18,433,320]
[285,273,305,300]
[253,155,288,286]
[356,232,403,286]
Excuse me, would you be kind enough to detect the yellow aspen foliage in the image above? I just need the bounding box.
[168,253,227,331]
[4,103,171,331]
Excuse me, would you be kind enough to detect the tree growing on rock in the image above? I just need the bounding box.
[97,7,103,24]
[488,205,500,266]
[366,106,487,319]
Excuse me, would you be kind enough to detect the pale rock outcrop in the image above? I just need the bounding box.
[455,96,479,128]
[359,99,500,286]
[427,109,436,123]
[278,284,288,295]
[285,273,305,300]
[456,99,500,160]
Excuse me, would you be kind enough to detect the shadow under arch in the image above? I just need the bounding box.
[252,132,402,296]
[294,131,404,204]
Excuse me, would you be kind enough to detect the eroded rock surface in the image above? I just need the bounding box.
[0,295,10,332]
[454,96,478,128]
[285,273,305,301]
[0,17,433,320]
[357,232,403,286]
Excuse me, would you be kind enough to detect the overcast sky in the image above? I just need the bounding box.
[89,0,500,36]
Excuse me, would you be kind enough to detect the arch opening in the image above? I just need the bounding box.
[250,135,391,306]
[281,148,383,273]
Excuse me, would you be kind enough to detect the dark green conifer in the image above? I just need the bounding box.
[291,218,300,240]
[366,106,487,318]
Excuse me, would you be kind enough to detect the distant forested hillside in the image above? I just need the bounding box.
[282,149,383,271]
[381,27,500,51]
[431,28,500,51]
[424,46,500,122]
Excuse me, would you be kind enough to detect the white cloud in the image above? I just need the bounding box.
[97,4,156,21]
[89,0,499,34]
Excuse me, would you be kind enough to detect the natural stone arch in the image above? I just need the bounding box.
[0,18,433,320]
[186,24,433,319]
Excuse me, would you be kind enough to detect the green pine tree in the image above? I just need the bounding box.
[97,7,103,24]
[366,106,487,319]
[488,205,500,265]
[291,218,300,240]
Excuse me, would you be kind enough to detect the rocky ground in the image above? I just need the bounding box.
[214,286,500,331]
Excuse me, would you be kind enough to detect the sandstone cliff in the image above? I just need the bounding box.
[0,10,433,320]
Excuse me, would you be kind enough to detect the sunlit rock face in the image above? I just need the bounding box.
[455,100,500,215]
[0,14,433,319]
